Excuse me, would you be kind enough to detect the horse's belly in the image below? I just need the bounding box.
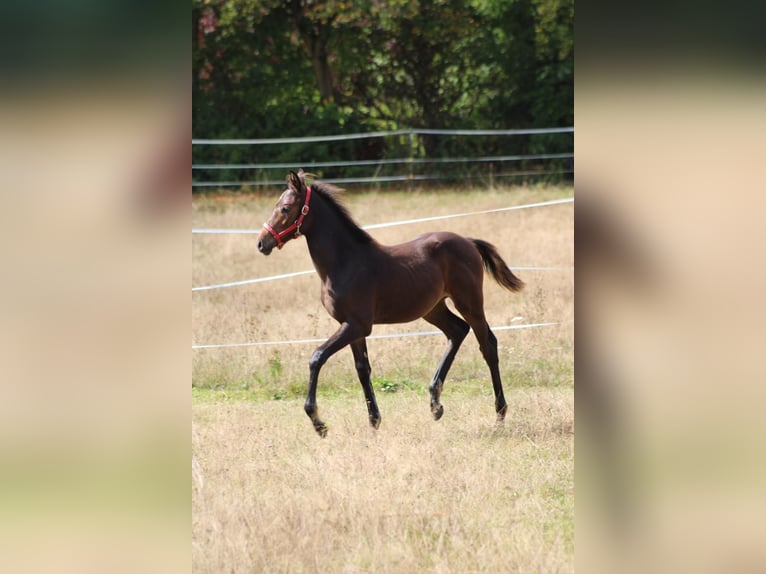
[373,284,444,324]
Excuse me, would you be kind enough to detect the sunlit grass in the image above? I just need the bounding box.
[192,184,573,572]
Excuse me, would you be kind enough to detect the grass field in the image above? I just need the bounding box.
[192,184,573,572]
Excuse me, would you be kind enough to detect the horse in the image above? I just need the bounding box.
[257,170,524,437]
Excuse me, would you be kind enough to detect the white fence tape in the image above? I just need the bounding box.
[192,196,574,291]
[362,197,573,230]
[192,127,573,146]
[193,266,572,292]
[192,169,573,188]
[193,153,573,171]
[192,321,562,350]
[192,196,573,235]
[192,270,316,292]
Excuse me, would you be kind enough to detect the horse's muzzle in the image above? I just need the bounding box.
[257,237,273,255]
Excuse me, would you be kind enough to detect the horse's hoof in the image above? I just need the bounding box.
[315,422,328,438]
[369,417,382,430]
[496,404,507,424]
[432,404,444,421]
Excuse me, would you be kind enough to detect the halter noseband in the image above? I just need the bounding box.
[262,185,312,249]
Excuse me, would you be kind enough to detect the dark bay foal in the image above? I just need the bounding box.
[258,170,524,437]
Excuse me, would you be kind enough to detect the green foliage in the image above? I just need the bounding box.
[192,0,572,172]
[374,376,419,394]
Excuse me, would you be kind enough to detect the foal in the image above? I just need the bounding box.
[258,170,524,437]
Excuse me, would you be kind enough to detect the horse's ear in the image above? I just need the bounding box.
[286,170,304,192]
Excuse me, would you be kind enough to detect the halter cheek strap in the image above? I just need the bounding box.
[262,185,312,249]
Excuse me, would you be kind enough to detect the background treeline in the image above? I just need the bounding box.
[192,0,573,181]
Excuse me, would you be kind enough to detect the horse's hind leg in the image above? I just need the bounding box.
[453,302,508,424]
[350,339,381,429]
[423,300,470,420]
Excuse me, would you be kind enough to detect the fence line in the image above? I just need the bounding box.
[192,322,563,349]
[192,196,574,291]
[192,270,317,292]
[192,153,574,171]
[192,174,429,188]
[191,169,572,188]
[362,197,573,230]
[193,266,572,292]
[192,196,573,235]
[192,127,573,146]
[193,131,572,350]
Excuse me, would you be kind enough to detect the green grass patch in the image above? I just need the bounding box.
[373,376,422,394]
[192,354,573,405]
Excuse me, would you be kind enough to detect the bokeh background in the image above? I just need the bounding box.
[1,0,764,572]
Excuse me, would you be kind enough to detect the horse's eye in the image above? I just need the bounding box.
[281,206,290,215]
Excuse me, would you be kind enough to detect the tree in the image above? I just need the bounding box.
[192,0,573,170]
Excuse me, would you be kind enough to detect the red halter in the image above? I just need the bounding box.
[262,185,312,249]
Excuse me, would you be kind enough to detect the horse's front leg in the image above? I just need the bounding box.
[305,321,369,437]
[350,339,381,429]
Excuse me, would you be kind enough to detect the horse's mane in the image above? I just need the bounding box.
[310,179,374,245]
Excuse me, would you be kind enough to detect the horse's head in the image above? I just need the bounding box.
[258,170,312,255]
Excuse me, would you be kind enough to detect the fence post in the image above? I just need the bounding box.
[408,130,415,193]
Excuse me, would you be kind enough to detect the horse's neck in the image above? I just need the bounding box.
[304,198,371,280]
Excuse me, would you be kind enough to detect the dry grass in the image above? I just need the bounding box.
[192,184,573,572]
[192,390,573,573]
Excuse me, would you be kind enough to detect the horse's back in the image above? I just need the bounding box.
[411,231,483,272]
[387,230,474,258]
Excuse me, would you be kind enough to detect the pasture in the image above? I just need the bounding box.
[192,185,573,572]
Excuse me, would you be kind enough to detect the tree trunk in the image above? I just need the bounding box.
[307,33,334,103]
[288,0,335,104]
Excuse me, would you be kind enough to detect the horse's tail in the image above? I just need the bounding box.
[471,238,525,293]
